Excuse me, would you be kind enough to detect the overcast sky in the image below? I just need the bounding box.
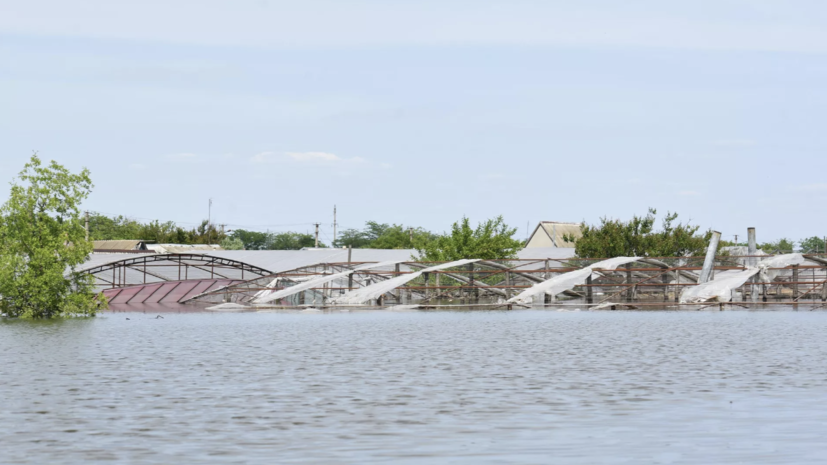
[2,0,826,243]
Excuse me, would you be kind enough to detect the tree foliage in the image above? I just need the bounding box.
[333,222,387,248]
[573,208,712,258]
[220,237,245,250]
[229,229,270,250]
[333,221,436,249]
[415,216,522,261]
[0,155,103,318]
[758,238,795,253]
[797,236,825,254]
[88,213,226,244]
[269,232,321,249]
[229,229,322,250]
[190,220,226,245]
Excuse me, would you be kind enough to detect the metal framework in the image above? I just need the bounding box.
[185,254,827,309]
[79,254,273,290]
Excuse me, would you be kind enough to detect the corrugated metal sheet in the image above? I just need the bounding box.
[93,240,146,250]
[103,279,247,311]
[516,247,576,261]
[148,244,224,254]
[103,279,245,305]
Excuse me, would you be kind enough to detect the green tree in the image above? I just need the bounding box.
[137,220,176,244]
[759,238,795,253]
[415,216,522,261]
[573,209,711,258]
[88,213,142,240]
[0,155,103,318]
[798,236,826,254]
[333,221,392,248]
[89,213,196,244]
[188,220,226,245]
[228,229,322,250]
[269,232,321,249]
[332,224,378,248]
[230,229,270,250]
[371,224,437,249]
[333,221,437,249]
[169,226,192,244]
[220,237,245,250]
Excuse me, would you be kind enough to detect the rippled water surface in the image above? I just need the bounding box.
[3,309,827,464]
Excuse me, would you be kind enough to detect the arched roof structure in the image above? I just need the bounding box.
[78,253,272,290]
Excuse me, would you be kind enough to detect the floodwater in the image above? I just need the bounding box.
[2,309,827,464]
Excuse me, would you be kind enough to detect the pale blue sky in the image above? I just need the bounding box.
[1,0,826,243]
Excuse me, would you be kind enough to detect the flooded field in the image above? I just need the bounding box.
[2,309,827,464]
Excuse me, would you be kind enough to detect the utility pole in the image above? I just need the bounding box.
[85,211,89,241]
[734,234,738,245]
[333,205,337,245]
[208,198,213,244]
[409,227,413,243]
[314,223,320,248]
[748,227,758,301]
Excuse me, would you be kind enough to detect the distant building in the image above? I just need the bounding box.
[525,222,582,248]
[92,241,225,254]
[93,240,150,252]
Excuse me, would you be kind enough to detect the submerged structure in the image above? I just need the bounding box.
[187,253,827,310]
[75,231,827,311]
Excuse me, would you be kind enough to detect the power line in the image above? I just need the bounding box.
[319,227,334,246]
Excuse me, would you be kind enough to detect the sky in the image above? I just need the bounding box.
[1,0,826,244]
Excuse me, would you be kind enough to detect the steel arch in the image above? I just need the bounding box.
[79,253,273,289]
